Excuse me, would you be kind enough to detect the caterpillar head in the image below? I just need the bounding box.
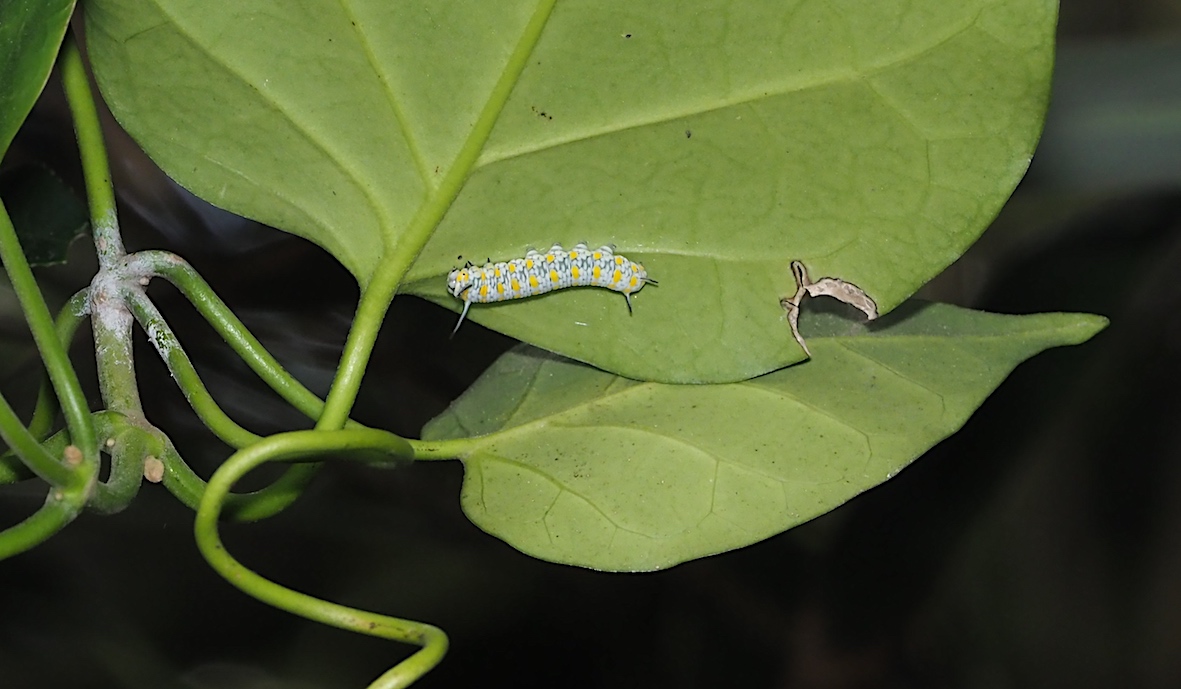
[447,267,473,297]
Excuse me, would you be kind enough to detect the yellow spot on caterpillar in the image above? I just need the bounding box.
[593,265,601,280]
[549,269,559,282]
[496,282,505,294]
[529,275,539,289]
[629,275,638,288]
[569,250,578,259]
[479,284,489,298]
[511,278,520,291]
[571,265,580,280]
[546,253,555,263]
[614,256,624,265]
[612,269,622,284]
[525,259,534,269]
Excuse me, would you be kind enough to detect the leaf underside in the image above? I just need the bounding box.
[85,0,1059,383]
[423,303,1106,572]
[0,0,76,158]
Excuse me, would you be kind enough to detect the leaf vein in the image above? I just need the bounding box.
[476,8,990,168]
[827,340,949,419]
[336,0,433,190]
[148,2,393,238]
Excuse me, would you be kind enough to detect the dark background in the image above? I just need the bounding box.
[2,2,1180,687]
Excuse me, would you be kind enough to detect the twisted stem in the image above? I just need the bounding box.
[195,430,444,688]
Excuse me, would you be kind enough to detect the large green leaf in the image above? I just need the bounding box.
[423,304,1106,572]
[85,1,1057,382]
[0,0,76,157]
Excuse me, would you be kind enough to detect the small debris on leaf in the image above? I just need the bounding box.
[780,260,878,357]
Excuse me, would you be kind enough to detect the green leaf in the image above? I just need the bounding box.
[0,164,89,266]
[85,0,1058,382]
[0,0,76,158]
[423,303,1106,572]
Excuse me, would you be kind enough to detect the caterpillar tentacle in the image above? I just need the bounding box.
[450,297,473,337]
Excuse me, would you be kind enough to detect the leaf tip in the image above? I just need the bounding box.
[1060,313,1109,346]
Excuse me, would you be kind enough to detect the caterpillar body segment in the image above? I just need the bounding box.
[447,243,656,334]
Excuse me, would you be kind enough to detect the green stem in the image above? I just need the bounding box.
[153,435,213,511]
[0,389,71,485]
[87,412,148,514]
[0,488,84,561]
[2,290,90,485]
[0,200,98,475]
[119,278,335,520]
[150,432,287,519]
[61,35,123,267]
[5,409,151,515]
[51,411,241,517]
[129,251,366,429]
[28,289,91,439]
[115,258,325,513]
[407,438,470,461]
[0,454,30,484]
[0,423,95,560]
[317,261,397,431]
[316,0,558,433]
[89,275,143,415]
[123,288,261,449]
[58,27,316,520]
[195,430,445,687]
[62,30,144,421]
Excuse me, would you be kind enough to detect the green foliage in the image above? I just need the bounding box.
[424,303,1105,571]
[2,2,1110,685]
[0,0,75,157]
[84,0,1058,383]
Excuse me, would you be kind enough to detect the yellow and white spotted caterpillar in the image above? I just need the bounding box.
[447,243,656,334]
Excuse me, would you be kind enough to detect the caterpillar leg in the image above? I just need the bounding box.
[451,299,473,337]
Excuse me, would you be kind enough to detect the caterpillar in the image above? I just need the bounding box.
[447,243,656,334]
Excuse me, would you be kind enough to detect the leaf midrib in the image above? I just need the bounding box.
[458,322,1076,450]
